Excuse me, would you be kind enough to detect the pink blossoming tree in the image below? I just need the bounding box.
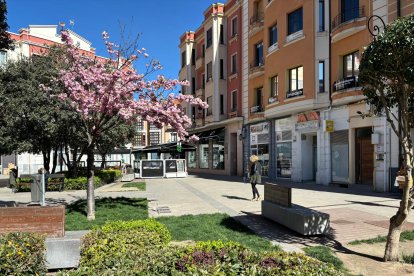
[58,30,207,220]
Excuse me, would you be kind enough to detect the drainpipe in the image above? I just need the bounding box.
[397,0,401,17]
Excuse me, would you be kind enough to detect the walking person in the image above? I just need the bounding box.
[249,155,261,201]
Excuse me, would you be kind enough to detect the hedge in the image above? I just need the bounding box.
[0,232,46,275]
[64,220,342,275]
[13,176,102,192]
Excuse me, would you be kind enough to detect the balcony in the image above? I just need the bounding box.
[249,60,265,75]
[228,109,238,118]
[332,6,366,29]
[250,105,264,114]
[195,88,204,98]
[249,12,264,36]
[286,88,303,99]
[333,76,359,92]
[195,57,204,70]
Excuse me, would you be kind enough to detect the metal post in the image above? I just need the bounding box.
[40,170,45,206]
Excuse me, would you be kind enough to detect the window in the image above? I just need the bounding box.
[206,28,213,48]
[231,90,237,111]
[319,0,325,32]
[220,24,224,44]
[220,59,224,79]
[341,0,360,23]
[255,42,263,66]
[289,66,303,92]
[231,54,237,74]
[191,49,195,65]
[270,75,278,97]
[170,133,177,142]
[181,51,186,68]
[220,94,224,114]
[0,51,7,66]
[319,61,325,92]
[288,8,303,35]
[343,51,360,77]
[206,62,212,81]
[255,87,263,107]
[150,124,159,131]
[136,117,144,131]
[207,96,212,115]
[192,77,196,94]
[269,24,278,47]
[149,132,160,145]
[202,73,205,88]
[231,16,238,37]
[202,44,205,57]
[132,134,146,147]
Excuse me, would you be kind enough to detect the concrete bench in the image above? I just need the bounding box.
[261,184,330,235]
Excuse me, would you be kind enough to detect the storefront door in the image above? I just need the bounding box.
[356,128,374,185]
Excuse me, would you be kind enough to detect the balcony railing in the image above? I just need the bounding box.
[250,12,264,26]
[332,6,366,29]
[250,105,264,114]
[333,76,359,92]
[286,88,303,99]
[249,60,265,75]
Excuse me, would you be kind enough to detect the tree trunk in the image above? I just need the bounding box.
[42,150,50,172]
[384,156,413,261]
[101,152,107,169]
[51,147,58,174]
[86,148,95,220]
[72,148,78,178]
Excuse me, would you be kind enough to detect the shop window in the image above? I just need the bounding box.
[250,122,270,177]
[188,151,197,168]
[199,141,209,168]
[275,118,293,178]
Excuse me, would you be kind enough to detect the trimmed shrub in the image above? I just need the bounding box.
[95,169,122,184]
[175,240,342,275]
[0,232,46,275]
[64,176,102,190]
[78,219,171,273]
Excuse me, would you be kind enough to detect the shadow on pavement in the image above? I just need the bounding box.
[222,195,250,201]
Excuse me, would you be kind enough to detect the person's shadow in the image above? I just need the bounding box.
[222,195,250,201]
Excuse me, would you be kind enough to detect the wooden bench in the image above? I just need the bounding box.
[261,184,330,235]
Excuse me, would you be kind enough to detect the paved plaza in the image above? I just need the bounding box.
[1,173,413,253]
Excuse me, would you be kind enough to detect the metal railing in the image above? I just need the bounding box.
[332,6,365,29]
[250,105,264,114]
[249,60,265,74]
[250,12,264,25]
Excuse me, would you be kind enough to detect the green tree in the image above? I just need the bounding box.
[359,15,414,261]
[0,0,13,50]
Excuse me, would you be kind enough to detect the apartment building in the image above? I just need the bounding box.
[0,25,172,175]
[179,1,245,176]
[244,0,330,182]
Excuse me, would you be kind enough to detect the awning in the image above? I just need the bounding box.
[191,127,225,141]
[132,142,196,153]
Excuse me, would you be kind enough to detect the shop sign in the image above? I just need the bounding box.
[250,122,269,134]
[295,120,319,131]
[297,111,320,123]
[250,134,257,144]
[325,120,334,132]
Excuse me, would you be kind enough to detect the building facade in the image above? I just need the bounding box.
[179,1,245,176]
[181,0,413,192]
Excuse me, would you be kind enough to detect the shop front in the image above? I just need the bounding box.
[249,122,270,177]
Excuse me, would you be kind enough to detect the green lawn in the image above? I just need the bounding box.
[122,182,146,190]
[349,230,414,245]
[303,246,345,271]
[65,197,148,230]
[157,213,280,252]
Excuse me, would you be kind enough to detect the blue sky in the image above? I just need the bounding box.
[7,0,215,84]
